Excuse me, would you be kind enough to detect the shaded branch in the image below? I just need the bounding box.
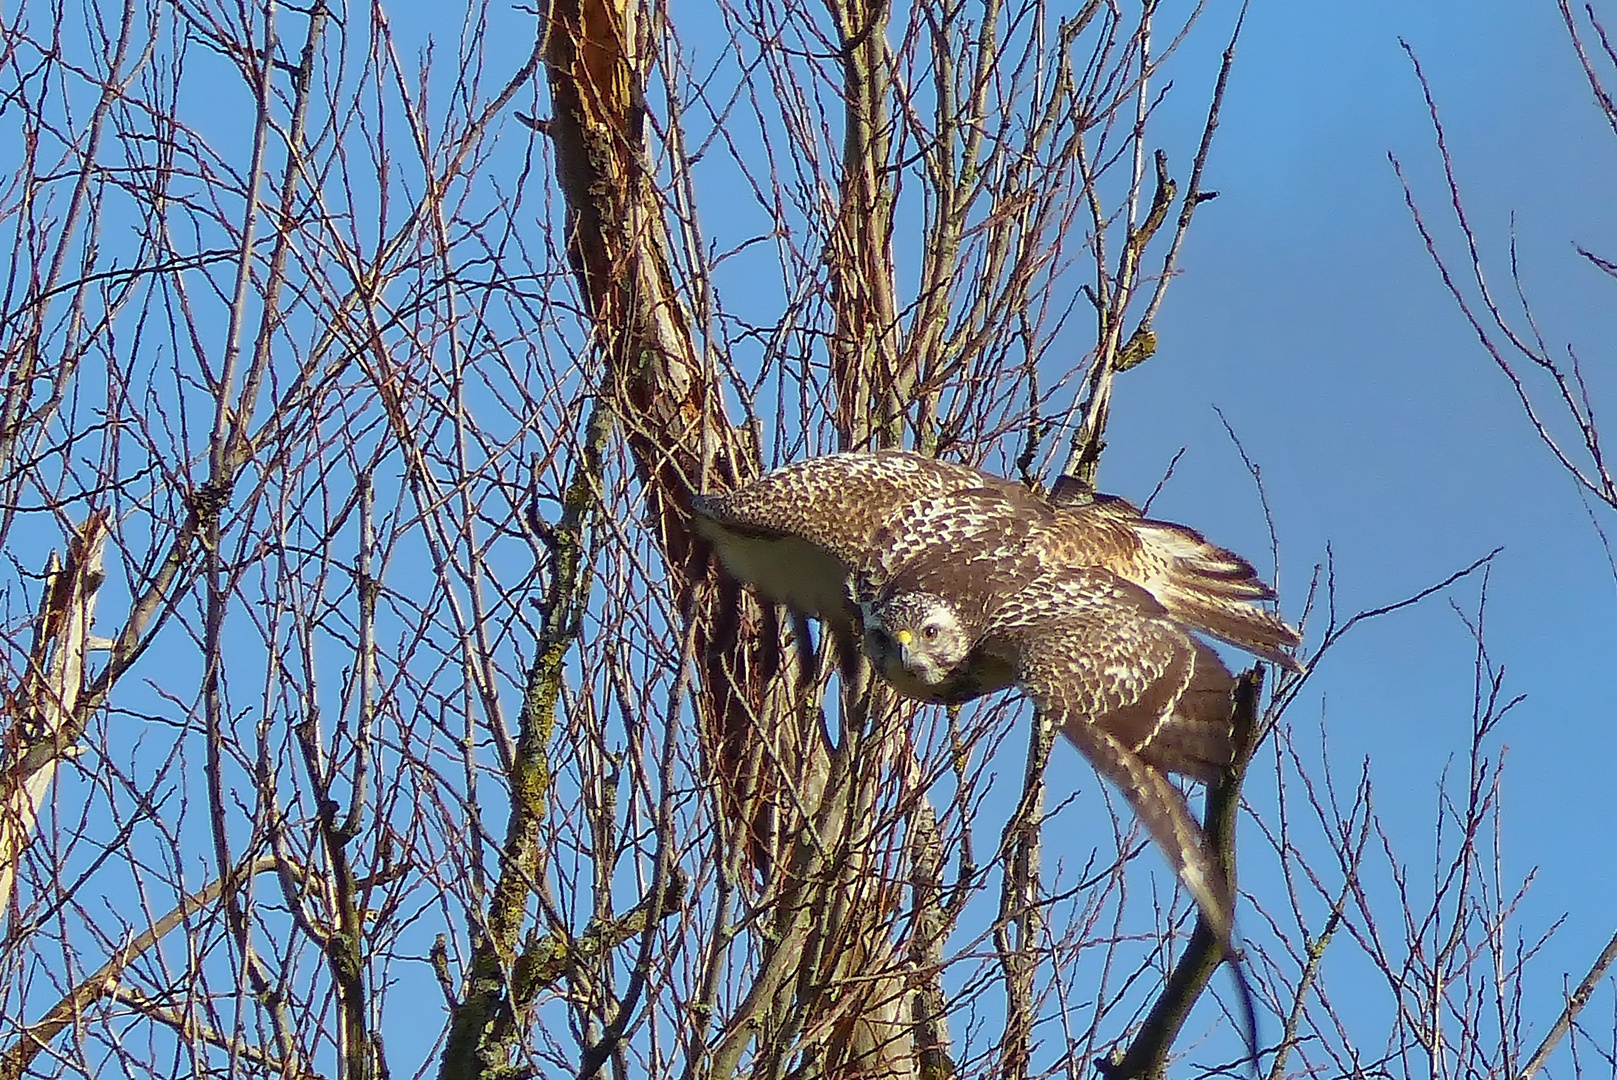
[0,856,282,1080]
[1100,668,1264,1080]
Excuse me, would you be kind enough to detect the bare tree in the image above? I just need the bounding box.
[0,0,1585,1078]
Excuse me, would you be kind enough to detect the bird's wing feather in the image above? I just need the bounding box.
[690,451,1002,621]
[690,451,980,563]
[693,449,1302,670]
[856,486,1050,615]
[1038,505,1304,671]
[990,568,1238,940]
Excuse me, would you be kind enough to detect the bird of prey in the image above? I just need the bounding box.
[691,450,1299,679]
[690,449,1303,940]
[689,451,1029,634]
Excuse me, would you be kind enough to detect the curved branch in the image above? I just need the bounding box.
[1100,668,1264,1080]
[0,856,281,1080]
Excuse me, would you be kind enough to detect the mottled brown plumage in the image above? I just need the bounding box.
[689,450,1026,631]
[693,450,1301,672]
[868,570,1241,937]
[692,449,1304,939]
[863,482,1302,672]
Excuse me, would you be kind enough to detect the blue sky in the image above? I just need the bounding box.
[1100,0,1617,1018]
[655,0,1617,1058]
[9,0,1611,1072]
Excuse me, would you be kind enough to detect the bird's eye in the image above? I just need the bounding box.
[922,623,940,641]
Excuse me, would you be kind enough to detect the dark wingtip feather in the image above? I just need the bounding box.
[1170,596,1305,673]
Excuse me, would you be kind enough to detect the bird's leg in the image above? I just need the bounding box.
[791,610,817,691]
[837,625,865,699]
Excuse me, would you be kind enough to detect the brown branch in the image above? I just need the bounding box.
[906,786,957,1080]
[438,403,611,1080]
[1100,668,1264,1080]
[513,872,689,1013]
[1064,4,1247,488]
[825,0,906,448]
[543,0,791,880]
[995,711,1056,1080]
[1396,40,1617,508]
[1516,926,1617,1080]
[0,856,282,1080]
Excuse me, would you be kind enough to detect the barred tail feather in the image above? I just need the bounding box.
[1129,638,1240,782]
[1169,594,1305,672]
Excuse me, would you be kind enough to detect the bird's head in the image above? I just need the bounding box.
[863,590,973,689]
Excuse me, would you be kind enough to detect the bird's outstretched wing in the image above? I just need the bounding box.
[987,568,1239,940]
[693,448,1304,679]
[862,482,1305,673]
[1042,507,1305,672]
[689,450,1014,627]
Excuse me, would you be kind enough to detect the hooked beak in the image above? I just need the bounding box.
[894,628,914,668]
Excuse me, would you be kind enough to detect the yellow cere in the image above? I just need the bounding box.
[896,629,913,646]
